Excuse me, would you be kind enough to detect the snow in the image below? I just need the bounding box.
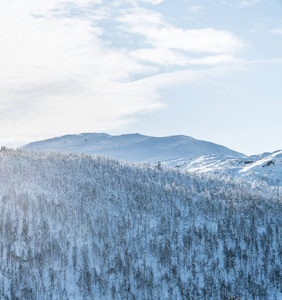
[23,132,282,186]
[183,151,282,186]
[22,132,244,164]
[0,148,280,299]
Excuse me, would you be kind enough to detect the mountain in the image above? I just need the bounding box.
[0,148,281,299]
[22,132,245,163]
[22,133,282,186]
[183,150,282,186]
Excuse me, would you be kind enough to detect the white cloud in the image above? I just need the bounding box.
[140,0,164,5]
[118,8,244,54]
[187,6,203,13]
[117,7,163,26]
[0,0,245,146]
[130,48,238,66]
[0,0,163,145]
[270,27,282,35]
[129,65,245,90]
[244,58,282,66]
[113,0,163,7]
[130,48,189,66]
[188,55,239,65]
[238,0,262,8]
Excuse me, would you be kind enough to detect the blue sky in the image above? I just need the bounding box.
[0,0,281,154]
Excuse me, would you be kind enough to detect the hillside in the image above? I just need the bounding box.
[183,150,282,186]
[0,148,281,299]
[22,132,245,163]
[22,132,282,186]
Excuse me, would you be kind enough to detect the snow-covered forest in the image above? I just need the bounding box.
[0,148,281,299]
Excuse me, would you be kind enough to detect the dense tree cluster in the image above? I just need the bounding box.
[0,149,281,299]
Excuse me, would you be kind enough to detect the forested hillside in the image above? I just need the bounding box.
[0,148,281,299]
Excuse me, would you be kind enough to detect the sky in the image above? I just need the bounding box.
[0,0,282,154]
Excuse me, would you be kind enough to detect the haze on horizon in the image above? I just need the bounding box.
[1,0,282,155]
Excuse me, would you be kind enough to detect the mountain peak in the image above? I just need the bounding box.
[22,132,244,163]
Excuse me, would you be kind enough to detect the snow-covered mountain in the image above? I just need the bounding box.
[0,148,281,299]
[22,132,282,185]
[22,132,244,163]
[181,150,282,186]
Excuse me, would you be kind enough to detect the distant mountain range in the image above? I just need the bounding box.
[22,132,244,163]
[23,132,282,186]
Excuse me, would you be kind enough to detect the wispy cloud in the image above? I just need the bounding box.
[118,8,243,54]
[0,1,159,144]
[130,48,239,66]
[237,0,262,8]
[0,0,245,146]
[130,48,189,66]
[270,27,282,35]
[188,55,240,65]
[187,6,203,13]
[128,65,246,93]
[139,0,164,5]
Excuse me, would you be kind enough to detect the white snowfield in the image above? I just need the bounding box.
[22,132,244,163]
[23,133,282,186]
[178,150,282,186]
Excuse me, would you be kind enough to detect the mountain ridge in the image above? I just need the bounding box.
[22,132,245,163]
[22,132,282,186]
[183,150,282,186]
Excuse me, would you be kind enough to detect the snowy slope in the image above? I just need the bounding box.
[22,132,244,163]
[22,133,282,185]
[183,150,282,186]
[0,149,281,299]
